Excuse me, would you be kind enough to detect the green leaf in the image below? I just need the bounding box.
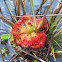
[12,44,16,48]
[1,48,5,54]
[53,39,61,48]
[11,42,17,48]
[30,0,37,31]
[5,53,7,56]
[51,16,62,26]
[54,32,62,38]
[10,35,14,41]
[47,32,52,40]
[7,6,17,22]
[27,26,34,34]
[50,16,62,33]
[51,45,56,61]
[1,50,5,54]
[31,60,37,62]
[55,50,62,51]
[1,34,10,40]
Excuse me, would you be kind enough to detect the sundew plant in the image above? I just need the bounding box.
[0,0,62,62]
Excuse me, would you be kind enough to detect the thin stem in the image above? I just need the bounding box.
[38,0,54,30]
[51,1,62,23]
[3,0,17,22]
[0,48,4,62]
[18,0,21,16]
[0,14,14,27]
[30,0,37,32]
[11,14,62,17]
[23,0,26,14]
[36,0,47,15]
[39,9,44,15]
[50,0,52,25]
[21,0,26,15]
[0,42,4,62]
[10,49,45,62]
[54,51,62,53]
[3,0,14,22]
[56,0,62,3]
[10,51,21,62]
[15,0,17,16]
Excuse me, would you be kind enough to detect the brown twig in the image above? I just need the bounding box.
[39,9,44,15]
[36,0,47,15]
[18,0,21,16]
[50,0,52,14]
[21,0,26,15]
[0,14,14,26]
[0,48,4,62]
[10,51,21,62]
[23,0,26,14]
[17,0,21,20]
[15,0,17,16]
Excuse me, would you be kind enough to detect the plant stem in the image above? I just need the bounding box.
[18,0,21,16]
[30,0,37,32]
[50,0,52,25]
[23,0,26,14]
[10,49,45,62]
[12,14,62,17]
[3,0,17,22]
[51,1,62,23]
[38,0,54,30]
[0,48,4,62]
[36,0,47,15]
[15,0,17,16]
[21,0,26,15]
[0,14,14,27]
[0,42,4,62]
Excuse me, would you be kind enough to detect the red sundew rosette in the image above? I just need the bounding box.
[31,31,47,49]
[37,18,49,30]
[10,15,48,49]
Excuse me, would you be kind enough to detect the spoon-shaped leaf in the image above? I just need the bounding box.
[1,34,10,40]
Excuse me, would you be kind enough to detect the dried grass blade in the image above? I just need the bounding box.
[36,0,47,15]
[53,29,62,38]
[0,14,14,26]
[51,1,62,23]
[23,0,26,14]
[3,0,17,22]
[54,51,62,53]
[18,0,21,16]
[0,46,4,62]
[15,0,17,16]
[30,0,37,32]
[38,0,54,30]
[51,45,56,61]
[53,39,61,48]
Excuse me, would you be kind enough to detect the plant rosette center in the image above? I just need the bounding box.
[10,15,48,49]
